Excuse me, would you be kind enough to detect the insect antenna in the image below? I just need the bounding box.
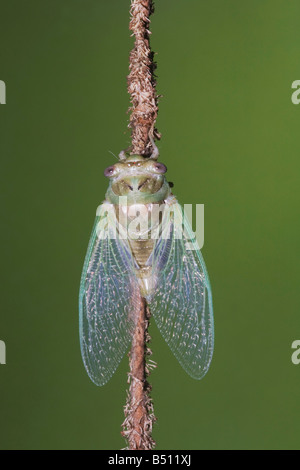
[108,150,119,160]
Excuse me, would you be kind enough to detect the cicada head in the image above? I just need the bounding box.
[104,155,171,205]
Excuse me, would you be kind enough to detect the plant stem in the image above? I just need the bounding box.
[121,0,158,450]
[127,0,160,157]
[121,296,156,450]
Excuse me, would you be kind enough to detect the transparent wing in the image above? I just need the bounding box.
[79,203,140,386]
[148,202,214,380]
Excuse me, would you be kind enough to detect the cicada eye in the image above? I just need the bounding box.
[104,166,115,178]
[153,162,167,174]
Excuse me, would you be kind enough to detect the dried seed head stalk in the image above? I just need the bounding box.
[121,0,159,450]
[127,0,160,156]
[121,299,156,450]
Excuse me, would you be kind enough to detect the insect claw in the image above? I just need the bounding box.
[149,135,159,160]
[119,149,127,161]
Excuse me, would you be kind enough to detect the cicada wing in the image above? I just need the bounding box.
[79,203,140,386]
[148,202,214,380]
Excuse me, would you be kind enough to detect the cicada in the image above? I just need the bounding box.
[79,146,214,386]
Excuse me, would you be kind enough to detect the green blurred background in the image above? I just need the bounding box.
[0,0,299,450]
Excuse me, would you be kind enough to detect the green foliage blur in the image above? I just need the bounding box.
[0,0,299,449]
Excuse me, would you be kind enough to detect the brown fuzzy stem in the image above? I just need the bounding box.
[121,297,156,450]
[121,0,158,450]
[127,0,160,157]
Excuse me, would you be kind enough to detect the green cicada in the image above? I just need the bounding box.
[79,145,214,385]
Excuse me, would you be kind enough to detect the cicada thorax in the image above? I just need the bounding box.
[111,175,164,196]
